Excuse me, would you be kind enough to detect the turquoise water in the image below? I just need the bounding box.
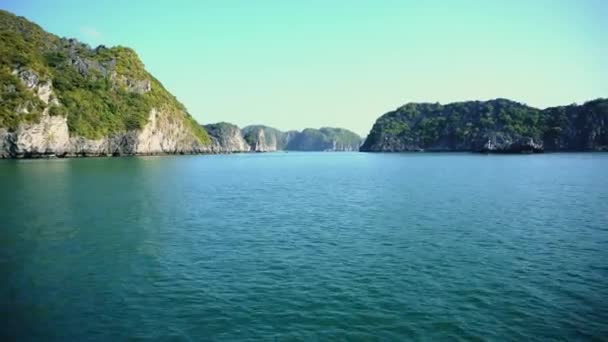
[1,152,607,340]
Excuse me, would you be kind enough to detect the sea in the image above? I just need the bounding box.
[1,152,607,340]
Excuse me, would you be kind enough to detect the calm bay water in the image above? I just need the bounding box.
[1,152,607,341]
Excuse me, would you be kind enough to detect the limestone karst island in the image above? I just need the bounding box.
[1,2,607,341]
[1,10,605,158]
[0,10,361,157]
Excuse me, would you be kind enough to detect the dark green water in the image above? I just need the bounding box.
[1,152,607,341]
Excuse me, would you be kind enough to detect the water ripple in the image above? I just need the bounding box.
[1,153,607,340]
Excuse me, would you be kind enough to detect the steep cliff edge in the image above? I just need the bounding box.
[204,122,250,153]
[241,125,294,152]
[241,125,361,152]
[286,127,361,151]
[0,10,211,158]
[360,99,608,153]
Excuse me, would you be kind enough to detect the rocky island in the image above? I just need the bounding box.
[360,99,607,153]
[286,127,361,151]
[2,10,605,158]
[0,10,361,158]
[0,10,214,158]
[241,125,295,152]
[208,124,361,153]
[203,122,251,153]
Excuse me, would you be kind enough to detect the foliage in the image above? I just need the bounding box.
[0,68,45,129]
[286,127,361,150]
[204,122,239,136]
[0,10,210,144]
[242,125,289,149]
[362,98,608,151]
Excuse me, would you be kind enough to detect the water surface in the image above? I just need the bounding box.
[1,153,607,340]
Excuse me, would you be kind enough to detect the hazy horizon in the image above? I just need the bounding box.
[3,0,607,136]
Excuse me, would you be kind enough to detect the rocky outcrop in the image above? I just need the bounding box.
[204,122,250,153]
[0,64,208,158]
[241,125,292,152]
[66,40,116,77]
[478,135,543,154]
[361,99,608,153]
[0,108,211,158]
[241,125,361,152]
[0,10,212,158]
[286,128,361,151]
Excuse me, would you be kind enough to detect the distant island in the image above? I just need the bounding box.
[205,123,361,153]
[0,9,605,158]
[361,99,607,153]
[0,10,360,158]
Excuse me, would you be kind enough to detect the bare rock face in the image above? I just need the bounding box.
[66,39,115,77]
[285,127,362,151]
[240,125,361,152]
[12,110,71,156]
[241,125,290,152]
[36,82,55,105]
[2,71,69,157]
[251,129,274,152]
[113,74,152,94]
[1,108,209,158]
[204,122,251,153]
[480,136,543,154]
[12,69,39,88]
[132,109,203,154]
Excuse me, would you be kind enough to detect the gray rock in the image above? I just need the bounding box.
[203,122,250,153]
[241,125,289,152]
[12,69,39,89]
[479,136,543,153]
[1,108,211,158]
[286,127,361,151]
[112,74,152,94]
[241,125,361,152]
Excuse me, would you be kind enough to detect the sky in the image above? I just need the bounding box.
[2,0,607,136]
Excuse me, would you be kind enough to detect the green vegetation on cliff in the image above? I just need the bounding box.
[286,127,361,151]
[242,125,292,150]
[361,99,608,152]
[241,125,361,151]
[0,10,210,143]
[0,19,50,130]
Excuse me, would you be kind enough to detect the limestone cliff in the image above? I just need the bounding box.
[286,128,361,151]
[241,125,361,152]
[0,10,211,158]
[241,125,293,152]
[204,122,250,153]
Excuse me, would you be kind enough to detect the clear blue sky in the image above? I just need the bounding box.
[2,0,607,135]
